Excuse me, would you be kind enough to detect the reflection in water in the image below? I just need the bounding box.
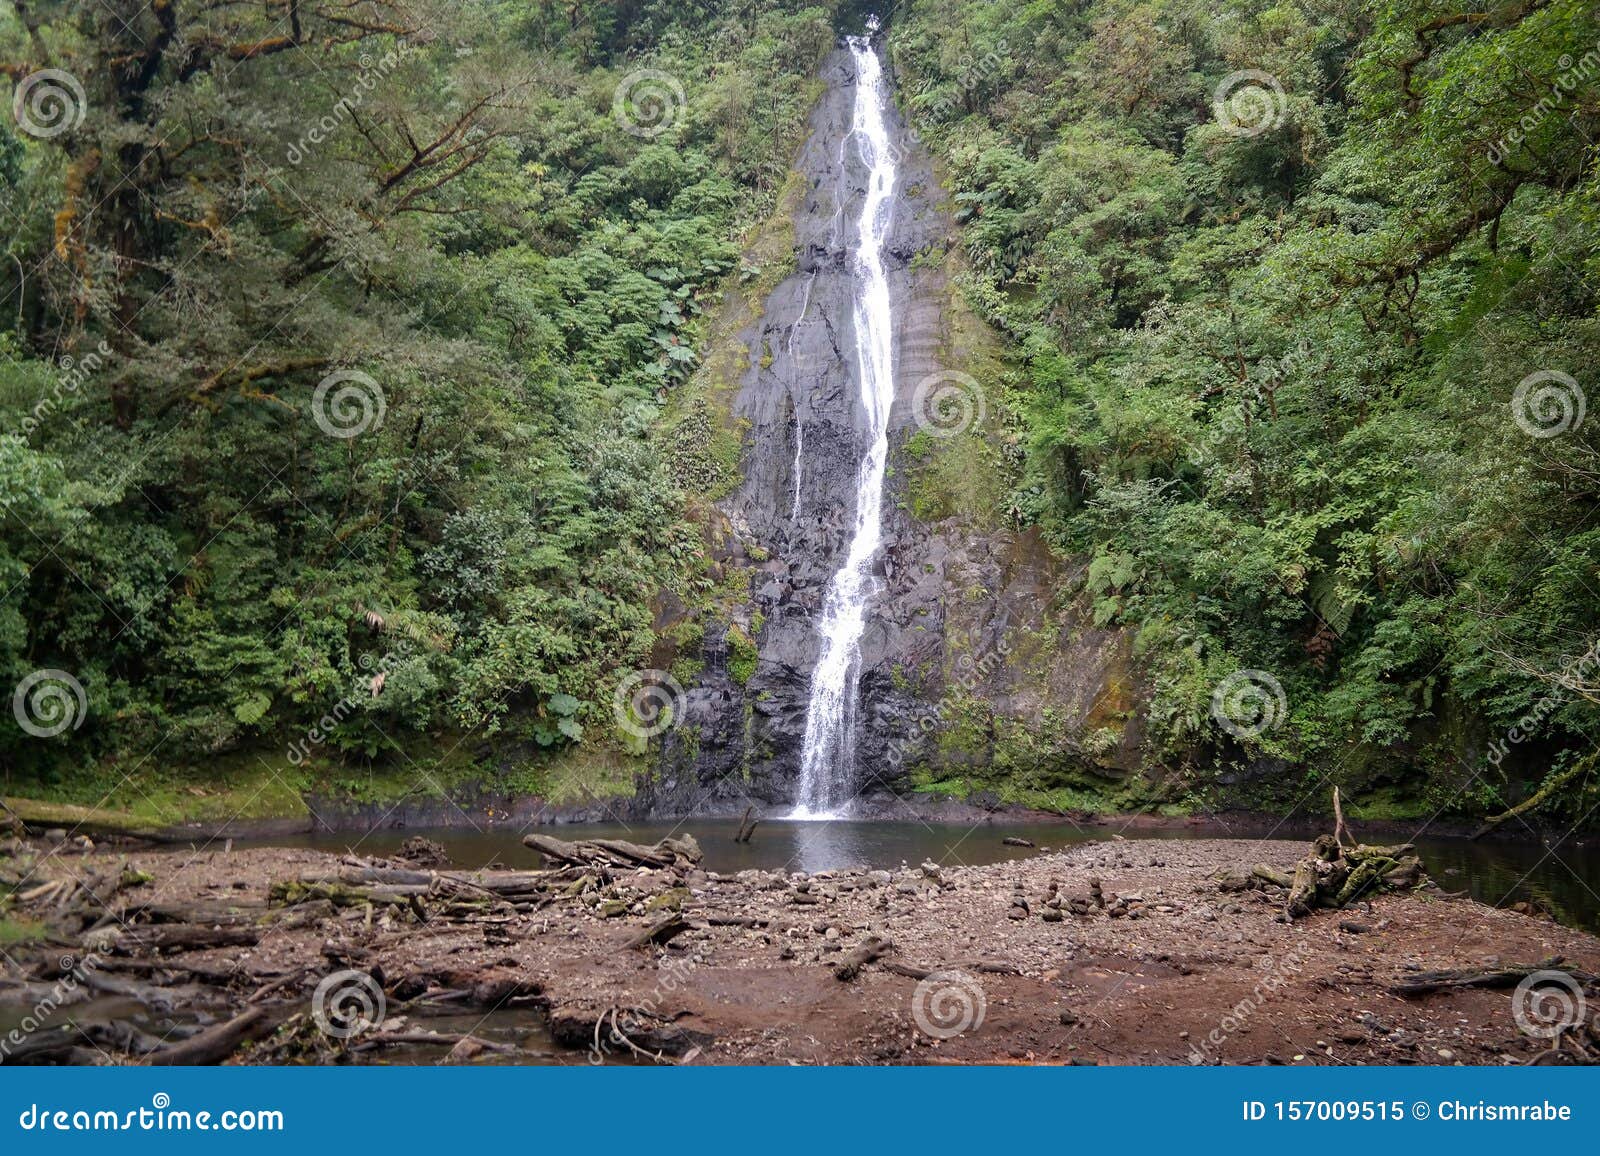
[248,819,1600,932]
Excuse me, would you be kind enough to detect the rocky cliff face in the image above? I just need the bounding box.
[646,41,1143,817]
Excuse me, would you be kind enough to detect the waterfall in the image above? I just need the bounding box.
[791,35,897,820]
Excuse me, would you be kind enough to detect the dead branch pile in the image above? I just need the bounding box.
[0,831,703,1067]
[1278,834,1430,920]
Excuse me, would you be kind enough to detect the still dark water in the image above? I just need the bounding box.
[253,818,1600,933]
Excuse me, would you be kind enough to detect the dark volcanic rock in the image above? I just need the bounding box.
[650,38,1141,818]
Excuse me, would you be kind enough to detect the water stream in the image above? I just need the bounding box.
[793,34,898,819]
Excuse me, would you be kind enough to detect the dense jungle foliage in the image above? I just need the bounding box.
[2,0,1598,827]
[890,0,1600,824]
[0,0,832,804]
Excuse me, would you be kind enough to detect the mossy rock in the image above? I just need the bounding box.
[644,886,691,912]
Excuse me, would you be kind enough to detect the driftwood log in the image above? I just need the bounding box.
[110,924,261,954]
[1390,957,1598,996]
[145,1007,273,1065]
[833,936,892,981]
[623,915,693,951]
[522,833,702,870]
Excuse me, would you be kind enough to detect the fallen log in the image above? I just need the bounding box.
[82,970,195,1012]
[1471,751,1597,839]
[104,901,260,928]
[270,879,430,908]
[1286,855,1326,920]
[145,1006,271,1065]
[1251,864,1292,889]
[523,833,702,871]
[1390,957,1597,997]
[349,1030,516,1056]
[1333,857,1387,908]
[834,936,892,981]
[279,866,580,906]
[90,955,257,983]
[1345,842,1415,862]
[113,925,261,955]
[247,969,310,1004]
[297,866,435,887]
[0,978,92,1010]
[623,915,692,951]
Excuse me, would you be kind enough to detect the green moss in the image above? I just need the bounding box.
[908,771,973,799]
[508,745,642,805]
[313,739,487,806]
[934,692,993,760]
[727,624,760,686]
[0,915,46,947]
[890,239,1014,527]
[663,396,745,500]
[6,756,313,827]
[668,618,707,686]
[1345,784,1432,822]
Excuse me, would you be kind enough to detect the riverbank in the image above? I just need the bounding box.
[2,834,1595,1066]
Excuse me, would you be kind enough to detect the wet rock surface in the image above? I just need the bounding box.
[656,40,1141,816]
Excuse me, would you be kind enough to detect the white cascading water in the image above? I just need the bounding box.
[791,34,897,819]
